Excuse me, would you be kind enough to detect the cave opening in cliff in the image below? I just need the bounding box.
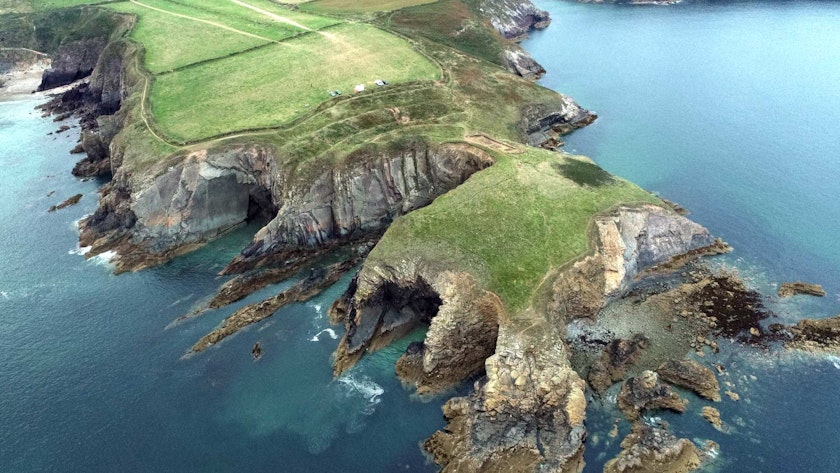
[245,185,278,224]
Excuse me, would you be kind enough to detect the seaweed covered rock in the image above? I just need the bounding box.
[588,335,650,394]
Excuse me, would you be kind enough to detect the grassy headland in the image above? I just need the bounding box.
[370,150,661,315]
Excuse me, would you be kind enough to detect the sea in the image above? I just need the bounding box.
[1,0,839,471]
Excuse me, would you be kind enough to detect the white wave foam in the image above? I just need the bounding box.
[89,250,117,267]
[310,328,338,342]
[72,214,91,229]
[337,374,384,404]
[826,355,840,370]
[68,245,92,256]
[0,291,8,300]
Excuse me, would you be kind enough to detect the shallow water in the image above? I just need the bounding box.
[0,97,449,471]
[525,0,840,470]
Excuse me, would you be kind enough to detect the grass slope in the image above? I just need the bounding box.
[151,22,439,142]
[370,150,661,314]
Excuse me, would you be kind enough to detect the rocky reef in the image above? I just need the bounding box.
[604,423,701,473]
[616,370,688,421]
[778,281,826,298]
[786,314,840,353]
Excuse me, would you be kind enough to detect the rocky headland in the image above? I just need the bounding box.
[11,1,836,472]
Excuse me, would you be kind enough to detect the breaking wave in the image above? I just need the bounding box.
[337,373,384,405]
[310,328,338,342]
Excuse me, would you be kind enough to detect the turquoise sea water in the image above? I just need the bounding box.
[525,0,840,470]
[0,98,451,470]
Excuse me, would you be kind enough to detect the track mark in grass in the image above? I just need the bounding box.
[129,0,278,43]
[230,0,312,31]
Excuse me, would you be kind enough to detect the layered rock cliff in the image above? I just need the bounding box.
[80,142,494,274]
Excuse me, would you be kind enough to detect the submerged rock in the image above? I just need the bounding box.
[778,281,826,298]
[657,359,721,402]
[48,193,82,212]
[604,423,701,473]
[616,370,688,421]
[189,258,358,353]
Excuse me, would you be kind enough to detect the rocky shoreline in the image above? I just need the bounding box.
[12,1,839,472]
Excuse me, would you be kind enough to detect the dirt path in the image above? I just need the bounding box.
[129,0,279,43]
[229,0,312,31]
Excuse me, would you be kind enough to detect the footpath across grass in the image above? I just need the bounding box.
[150,22,440,142]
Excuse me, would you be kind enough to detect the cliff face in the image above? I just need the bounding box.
[80,142,495,273]
[476,0,551,41]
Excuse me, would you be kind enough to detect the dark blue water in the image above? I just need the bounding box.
[0,97,448,471]
[526,0,840,470]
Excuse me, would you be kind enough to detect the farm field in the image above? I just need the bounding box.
[105,0,289,73]
[75,0,439,142]
[151,22,440,142]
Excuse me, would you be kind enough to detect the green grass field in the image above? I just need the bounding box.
[151,22,439,142]
[105,1,279,73]
[302,0,438,14]
[370,150,661,314]
[175,0,338,30]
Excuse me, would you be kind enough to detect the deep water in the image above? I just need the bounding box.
[526,0,840,470]
[0,98,451,471]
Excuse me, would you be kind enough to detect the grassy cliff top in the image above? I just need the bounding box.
[369,149,661,315]
[5,0,572,177]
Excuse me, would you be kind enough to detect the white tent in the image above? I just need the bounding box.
[354,83,365,93]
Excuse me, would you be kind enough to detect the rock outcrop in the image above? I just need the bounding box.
[501,47,546,80]
[424,326,587,473]
[604,423,701,473]
[394,271,504,394]
[477,0,551,41]
[37,37,106,91]
[520,101,598,148]
[190,258,360,353]
[549,205,728,324]
[786,314,840,353]
[616,370,688,421]
[656,359,720,402]
[778,281,826,298]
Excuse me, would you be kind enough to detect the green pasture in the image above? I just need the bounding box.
[150,22,439,142]
[105,1,278,73]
